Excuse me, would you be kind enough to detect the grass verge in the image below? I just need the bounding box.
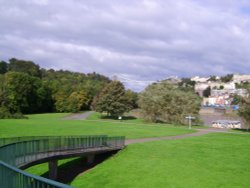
[0,112,195,139]
[71,133,250,188]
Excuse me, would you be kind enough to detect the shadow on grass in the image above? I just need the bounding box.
[100,115,137,121]
[41,151,118,184]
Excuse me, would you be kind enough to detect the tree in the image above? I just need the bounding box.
[0,75,7,107]
[93,81,133,117]
[0,58,111,117]
[43,69,110,110]
[219,85,224,90]
[0,61,8,74]
[67,91,88,112]
[203,86,211,97]
[209,75,217,81]
[220,74,233,83]
[238,97,250,130]
[179,78,196,87]
[9,58,41,77]
[235,81,250,91]
[4,72,42,114]
[0,74,26,118]
[1,72,48,115]
[0,75,11,117]
[178,78,196,92]
[124,89,138,109]
[53,91,69,112]
[139,82,201,124]
[36,82,54,112]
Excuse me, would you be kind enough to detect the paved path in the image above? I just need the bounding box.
[125,128,240,145]
[62,113,246,145]
[63,111,94,120]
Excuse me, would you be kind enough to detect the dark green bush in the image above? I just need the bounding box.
[0,106,27,119]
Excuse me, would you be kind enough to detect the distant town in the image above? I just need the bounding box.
[191,74,250,106]
[189,74,250,129]
[162,74,250,129]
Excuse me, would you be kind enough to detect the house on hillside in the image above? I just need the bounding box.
[212,120,241,129]
[203,95,231,106]
[211,88,248,98]
[233,74,250,83]
[191,76,210,83]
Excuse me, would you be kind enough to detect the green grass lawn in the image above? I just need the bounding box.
[86,112,146,124]
[0,113,195,139]
[2,113,249,187]
[71,133,250,188]
[0,112,195,185]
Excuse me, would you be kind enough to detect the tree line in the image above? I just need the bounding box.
[0,58,112,118]
[0,58,202,125]
[2,58,249,128]
[0,58,201,125]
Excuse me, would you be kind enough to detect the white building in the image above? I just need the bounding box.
[191,76,210,83]
[195,81,237,97]
[233,74,250,83]
[223,82,236,90]
[212,120,241,129]
[211,89,248,98]
[203,95,231,106]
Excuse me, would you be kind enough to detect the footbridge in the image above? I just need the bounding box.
[0,135,125,188]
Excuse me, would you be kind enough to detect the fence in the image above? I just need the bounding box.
[0,135,125,188]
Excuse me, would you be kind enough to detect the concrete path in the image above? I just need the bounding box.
[63,111,94,120]
[62,113,246,145]
[125,128,240,145]
[125,130,208,145]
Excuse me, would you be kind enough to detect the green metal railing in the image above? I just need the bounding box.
[0,136,51,147]
[0,135,125,188]
[0,161,71,188]
[0,135,108,147]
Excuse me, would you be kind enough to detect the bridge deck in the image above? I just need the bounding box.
[18,146,124,169]
[0,135,125,188]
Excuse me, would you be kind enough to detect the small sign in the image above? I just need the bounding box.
[185,115,195,129]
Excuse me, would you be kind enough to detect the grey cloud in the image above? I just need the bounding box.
[1,0,250,91]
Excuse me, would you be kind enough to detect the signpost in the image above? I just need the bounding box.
[185,115,195,129]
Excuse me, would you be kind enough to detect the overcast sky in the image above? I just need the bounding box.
[1,0,250,91]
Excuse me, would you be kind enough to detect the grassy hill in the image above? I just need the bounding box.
[72,133,250,188]
[0,113,194,139]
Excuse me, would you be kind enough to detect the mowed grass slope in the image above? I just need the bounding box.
[0,113,194,139]
[71,133,250,188]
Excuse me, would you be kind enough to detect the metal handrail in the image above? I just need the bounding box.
[0,135,125,188]
[0,161,71,188]
[0,135,108,147]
